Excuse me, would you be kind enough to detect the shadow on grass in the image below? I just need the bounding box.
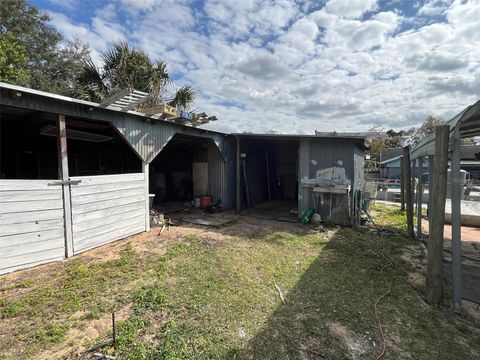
[226,227,410,359]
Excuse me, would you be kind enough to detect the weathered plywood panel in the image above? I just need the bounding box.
[70,181,144,196]
[0,209,64,225]
[73,208,144,233]
[0,180,65,275]
[0,190,63,202]
[74,223,145,254]
[70,173,144,186]
[0,199,64,214]
[70,174,146,255]
[0,218,64,237]
[72,201,144,223]
[71,186,144,206]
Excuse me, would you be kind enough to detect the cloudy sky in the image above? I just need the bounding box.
[32,0,480,134]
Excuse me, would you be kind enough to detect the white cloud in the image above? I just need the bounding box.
[43,0,480,134]
[324,0,378,19]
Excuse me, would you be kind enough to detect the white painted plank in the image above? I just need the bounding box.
[72,208,144,233]
[0,218,64,237]
[74,224,145,254]
[0,199,64,214]
[0,180,55,191]
[70,181,144,196]
[0,209,64,225]
[71,201,144,223]
[73,215,144,243]
[0,247,64,273]
[0,190,63,202]
[0,238,65,258]
[70,173,144,186]
[71,194,145,215]
[0,228,65,247]
[71,186,145,206]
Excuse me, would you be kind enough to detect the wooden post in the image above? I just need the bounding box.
[400,156,405,211]
[236,137,241,211]
[451,125,462,313]
[426,125,449,306]
[412,159,417,216]
[142,162,150,232]
[403,146,414,238]
[416,157,423,240]
[428,156,435,236]
[265,149,271,201]
[57,114,74,257]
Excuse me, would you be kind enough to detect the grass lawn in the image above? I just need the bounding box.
[1,204,479,359]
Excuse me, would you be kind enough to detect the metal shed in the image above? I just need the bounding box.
[235,133,367,226]
[0,82,235,274]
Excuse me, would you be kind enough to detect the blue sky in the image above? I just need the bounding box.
[31,0,480,134]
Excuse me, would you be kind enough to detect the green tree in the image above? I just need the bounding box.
[77,41,195,110]
[0,33,29,83]
[0,0,90,94]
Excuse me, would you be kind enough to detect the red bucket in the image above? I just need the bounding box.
[200,195,212,209]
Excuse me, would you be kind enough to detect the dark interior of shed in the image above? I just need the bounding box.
[149,134,211,205]
[240,139,299,209]
[0,105,140,179]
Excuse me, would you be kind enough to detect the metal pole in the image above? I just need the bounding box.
[236,136,241,211]
[142,162,150,232]
[451,125,462,313]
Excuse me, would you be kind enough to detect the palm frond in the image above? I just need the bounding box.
[168,85,195,110]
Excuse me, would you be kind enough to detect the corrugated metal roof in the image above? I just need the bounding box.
[411,99,480,159]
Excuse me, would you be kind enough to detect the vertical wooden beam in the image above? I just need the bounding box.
[412,159,417,216]
[426,125,449,306]
[400,156,405,211]
[236,136,241,212]
[428,155,435,236]
[57,114,74,257]
[416,157,424,240]
[450,125,462,313]
[142,162,150,232]
[403,146,414,238]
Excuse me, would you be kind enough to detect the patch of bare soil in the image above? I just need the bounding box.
[35,306,133,360]
[401,244,426,287]
[328,322,373,359]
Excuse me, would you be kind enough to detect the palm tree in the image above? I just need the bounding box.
[75,42,194,111]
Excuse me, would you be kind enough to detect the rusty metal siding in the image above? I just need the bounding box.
[298,138,357,222]
[207,138,236,209]
[0,88,231,164]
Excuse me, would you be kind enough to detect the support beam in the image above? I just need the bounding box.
[451,125,462,313]
[416,157,424,240]
[236,136,241,212]
[426,125,449,306]
[428,156,434,236]
[403,146,414,238]
[57,114,74,257]
[142,162,150,232]
[400,157,405,211]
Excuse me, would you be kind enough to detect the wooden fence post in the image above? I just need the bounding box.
[400,157,405,211]
[57,114,74,257]
[426,125,449,306]
[403,146,414,238]
[416,157,424,240]
[451,125,462,313]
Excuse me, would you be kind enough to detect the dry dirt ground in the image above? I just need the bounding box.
[1,208,480,359]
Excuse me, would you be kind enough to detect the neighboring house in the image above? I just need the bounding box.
[379,146,480,181]
[0,82,366,274]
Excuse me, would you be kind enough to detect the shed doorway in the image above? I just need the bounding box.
[239,139,299,219]
[149,134,217,211]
